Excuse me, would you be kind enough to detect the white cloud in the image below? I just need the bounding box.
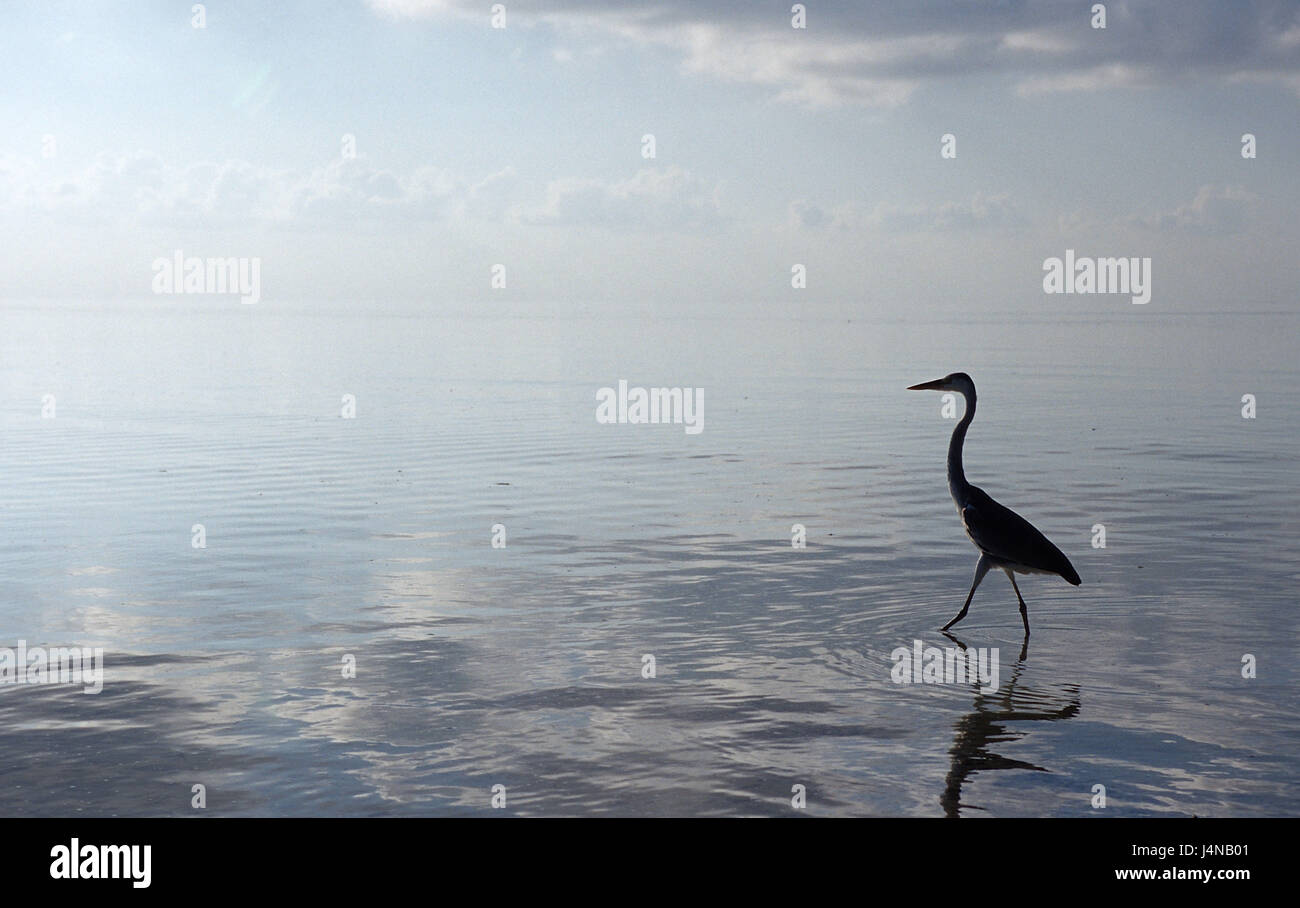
[790,192,1022,233]
[0,151,522,231]
[1132,185,1260,233]
[999,29,1078,55]
[519,167,724,230]
[366,0,455,20]
[2,151,726,235]
[1016,63,1152,96]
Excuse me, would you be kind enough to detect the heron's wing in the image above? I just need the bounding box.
[961,488,1080,584]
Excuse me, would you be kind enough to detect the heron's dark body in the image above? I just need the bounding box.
[958,485,1081,585]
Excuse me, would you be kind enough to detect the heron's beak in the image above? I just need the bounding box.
[907,378,947,391]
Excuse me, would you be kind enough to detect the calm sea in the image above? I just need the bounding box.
[1,301,1296,816]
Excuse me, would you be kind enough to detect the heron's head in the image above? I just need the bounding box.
[907,372,974,395]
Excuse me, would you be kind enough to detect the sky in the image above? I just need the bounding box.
[1,0,1299,314]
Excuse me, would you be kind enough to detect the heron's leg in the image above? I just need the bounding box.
[942,554,991,631]
[1006,570,1030,638]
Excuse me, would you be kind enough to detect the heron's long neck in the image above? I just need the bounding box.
[947,389,975,502]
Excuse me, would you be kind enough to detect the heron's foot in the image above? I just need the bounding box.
[941,610,968,632]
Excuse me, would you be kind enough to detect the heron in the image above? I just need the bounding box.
[907,373,1080,637]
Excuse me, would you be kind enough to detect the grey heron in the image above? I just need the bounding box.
[908,373,1080,637]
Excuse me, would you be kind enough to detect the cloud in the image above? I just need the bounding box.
[1227,68,1300,97]
[2,151,723,234]
[367,0,455,19]
[1015,63,1153,96]
[1131,184,1260,233]
[286,157,469,225]
[1055,185,1262,234]
[519,167,724,230]
[790,192,1023,232]
[365,0,1300,107]
[0,151,521,231]
[789,199,833,229]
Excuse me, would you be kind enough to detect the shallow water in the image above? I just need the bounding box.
[1,302,1297,816]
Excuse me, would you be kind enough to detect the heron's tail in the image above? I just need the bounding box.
[1060,561,1081,585]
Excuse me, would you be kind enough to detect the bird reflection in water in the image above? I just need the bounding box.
[939,633,1080,817]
